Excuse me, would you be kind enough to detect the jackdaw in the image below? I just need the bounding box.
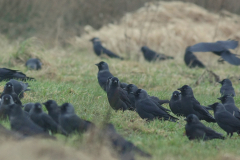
[43,100,60,124]
[107,77,133,111]
[0,94,14,119]
[141,46,174,62]
[169,91,183,116]
[184,46,205,68]
[90,37,123,60]
[185,114,224,140]
[9,79,30,99]
[219,79,235,97]
[132,89,178,122]
[218,95,240,120]
[59,103,94,134]
[25,58,42,70]
[23,103,35,112]
[0,82,22,105]
[95,61,114,92]
[0,68,34,82]
[209,103,240,137]
[178,85,215,122]
[190,40,240,65]
[29,103,67,136]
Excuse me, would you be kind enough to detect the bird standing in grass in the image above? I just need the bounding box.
[219,79,235,97]
[90,37,123,60]
[25,58,42,70]
[169,91,183,116]
[141,46,173,62]
[0,68,34,82]
[0,82,22,105]
[184,46,205,68]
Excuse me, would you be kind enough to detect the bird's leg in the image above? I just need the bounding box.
[230,133,233,138]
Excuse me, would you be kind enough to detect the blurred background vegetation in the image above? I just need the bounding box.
[0,0,239,46]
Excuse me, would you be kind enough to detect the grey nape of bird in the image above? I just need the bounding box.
[219,79,235,97]
[185,114,224,141]
[132,89,178,122]
[177,85,215,123]
[43,100,60,124]
[141,46,174,62]
[90,37,123,60]
[189,40,240,66]
[0,68,35,82]
[217,95,240,120]
[29,103,67,136]
[169,91,183,116]
[59,103,94,134]
[107,77,134,111]
[209,102,240,137]
[0,82,22,105]
[25,58,42,70]
[9,79,30,99]
[184,46,205,68]
[103,123,152,158]
[95,61,114,92]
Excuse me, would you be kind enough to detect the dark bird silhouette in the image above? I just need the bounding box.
[209,102,240,137]
[125,84,170,112]
[218,95,240,120]
[169,91,183,116]
[0,82,22,105]
[132,89,178,122]
[120,82,128,89]
[107,77,133,111]
[178,85,215,122]
[185,114,224,141]
[43,100,60,124]
[219,79,235,97]
[103,124,151,159]
[9,79,30,99]
[90,37,123,59]
[190,40,240,65]
[8,104,46,136]
[141,46,174,62]
[0,94,15,119]
[29,103,67,136]
[23,103,35,112]
[184,46,205,68]
[0,68,34,82]
[59,103,94,134]
[25,58,42,70]
[95,61,114,92]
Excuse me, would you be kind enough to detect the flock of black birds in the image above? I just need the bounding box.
[0,37,238,159]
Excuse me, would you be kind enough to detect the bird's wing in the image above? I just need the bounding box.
[216,40,238,49]
[102,47,122,59]
[217,112,240,128]
[190,42,225,52]
[119,89,133,109]
[192,98,212,116]
[221,51,240,65]
[204,126,224,139]
[150,96,170,112]
[42,114,58,131]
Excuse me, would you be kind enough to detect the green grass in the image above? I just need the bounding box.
[1,38,240,160]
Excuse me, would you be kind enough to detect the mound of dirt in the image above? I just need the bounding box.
[71,1,240,62]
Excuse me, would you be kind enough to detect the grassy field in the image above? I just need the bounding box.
[0,36,240,160]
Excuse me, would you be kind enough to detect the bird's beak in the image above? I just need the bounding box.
[95,63,99,66]
[177,88,182,91]
[42,102,46,105]
[217,97,221,100]
[218,81,223,84]
[184,118,187,121]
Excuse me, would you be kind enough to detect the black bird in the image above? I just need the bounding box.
[107,77,133,111]
[90,37,123,59]
[185,114,224,141]
[25,58,42,70]
[184,46,205,68]
[178,85,215,122]
[0,68,34,82]
[133,89,178,122]
[95,61,114,92]
[219,79,235,97]
[59,103,94,134]
[8,104,46,136]
[43,100,60,124]
[0,82,22,105]
[23,103,35,112]
[29,103,67,136]
[103,123,151,159]
[9,79,30,99]
[120,82,128,89]
[209,103,240,137]
[169,91,183,116]
[218,95,240,119]
[190,40,240,65]
[0,94,14,119]
[125,84,170,111]
[141,46,174,62]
